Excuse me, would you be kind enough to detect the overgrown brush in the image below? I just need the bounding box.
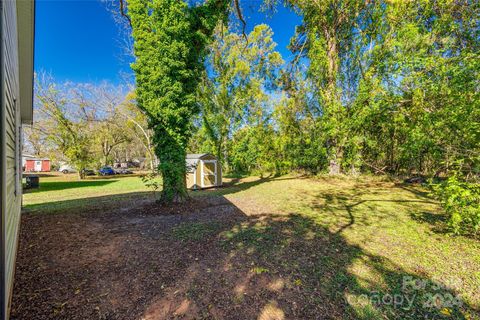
[432,175,480,236]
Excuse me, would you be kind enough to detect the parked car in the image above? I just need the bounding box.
[81,169,96,176]
[98,166,116,176]
[59,164,76,174]
[115,168,133,175]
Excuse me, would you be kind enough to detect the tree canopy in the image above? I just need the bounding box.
[127,0,236,202]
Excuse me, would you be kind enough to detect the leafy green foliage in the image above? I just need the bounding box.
[229,125,279,174]
[140,171,162,199]
[246,0,480,178]
[128,0,232,201]
[194,24,283,171]
[35,77,96,179]
[432,175,480,236]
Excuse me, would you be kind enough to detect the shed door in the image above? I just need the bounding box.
[34,161,42,171]
[201,160,217,187]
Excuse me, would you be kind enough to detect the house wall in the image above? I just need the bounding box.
[41,160,50,172]
[1,1,23,318]
[186,172,196,189]
[217,163,222,186]
[24,160,34,171]
[24,160,50,172]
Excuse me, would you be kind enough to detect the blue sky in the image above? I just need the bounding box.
[35,0,302,84]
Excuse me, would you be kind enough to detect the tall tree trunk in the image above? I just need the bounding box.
[154,130,188,203]
[216,141,222,167]
[102,140,110,166]
[325,29,342,175]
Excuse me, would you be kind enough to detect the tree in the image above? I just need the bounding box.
[35,76,96,179]
[23,121,49,157]
[286,0,380,174]
[197,24,283,170]
[96,117,131,166]
[127,0,237,202]
[79,85,133,166]
[33,75,139,178]
[119,91,157,171]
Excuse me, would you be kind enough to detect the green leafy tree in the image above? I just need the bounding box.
[267,0,479,179]
[95,117,131,166]
[197,24,283,170]
[119,91,157,171]
[127,0,236,202]
[269,0,379,174]
[35,77,95,179]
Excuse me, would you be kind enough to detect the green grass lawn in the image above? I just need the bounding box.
[217,176,480,318]
[19,173,480,319]
[23,173,153,213]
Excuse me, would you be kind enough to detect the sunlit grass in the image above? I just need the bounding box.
[216,175,480,318]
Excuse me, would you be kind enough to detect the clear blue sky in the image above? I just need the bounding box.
[35,0,302,84]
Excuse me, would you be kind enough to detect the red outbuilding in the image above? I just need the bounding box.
[22,155,51,172]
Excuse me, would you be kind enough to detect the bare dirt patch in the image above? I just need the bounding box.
[12,194,352,319]
[12,196,244,319]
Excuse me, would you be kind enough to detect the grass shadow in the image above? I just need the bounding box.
[23,173,59,178]
[199,174,304,197]
[397,183,433,199]
[23,191,155,215]
[24,180,117,194]
[397,184,454,235]
[410,211,451,235]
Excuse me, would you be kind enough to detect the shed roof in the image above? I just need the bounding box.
[186,154,216,173]
[23,154,49,161]
[186,153,211,159]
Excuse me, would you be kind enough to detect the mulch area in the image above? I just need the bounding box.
[11,195,348,320]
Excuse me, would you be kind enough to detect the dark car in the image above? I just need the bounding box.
[81,169,96,176]
[98,166,116,176]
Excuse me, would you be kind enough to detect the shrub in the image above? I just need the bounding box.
[432,175,480,235]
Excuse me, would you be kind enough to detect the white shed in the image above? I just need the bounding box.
[186,154,222,190]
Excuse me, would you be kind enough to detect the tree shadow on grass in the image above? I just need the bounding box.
[202,212,476,319]
[300,182,439,236]
[23,191,155,215]
[24,179,117,194]
[199,174,305,197]
[409,211,450,234]
[396,183,454,235]
[134,210,478,319]
[12,194,479,319]
[22,175,282,215]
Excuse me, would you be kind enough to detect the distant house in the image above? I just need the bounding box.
[186,154,222,190]
[22,155,51,172]
[0,0,35,319]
